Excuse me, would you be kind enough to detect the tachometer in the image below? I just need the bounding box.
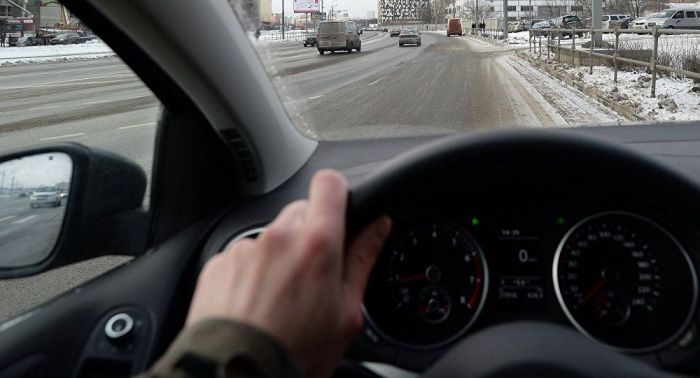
[364,219,488,348]
[554,212,697,352]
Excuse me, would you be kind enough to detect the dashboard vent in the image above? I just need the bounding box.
[218,128,259,184]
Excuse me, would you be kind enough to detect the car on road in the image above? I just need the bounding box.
[398,29,421,47]
[317,21,361,55]
[49,32,82,45]
[29,187,61,208]
[390,29,401,37]
[631,16,649,30]
[303,35,317,47]
[645,8,700,29]
[447,18,463,36]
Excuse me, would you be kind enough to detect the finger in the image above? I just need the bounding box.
[343,216,392,302]
[306,170,348,251]
[259,200,309,250]
[268,199,308,230]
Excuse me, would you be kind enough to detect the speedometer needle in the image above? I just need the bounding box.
[395,274,426,283]
[580,279,606,307]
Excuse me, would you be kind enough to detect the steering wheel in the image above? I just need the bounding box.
[346,130,695,377]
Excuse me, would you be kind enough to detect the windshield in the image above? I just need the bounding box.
[652,10,676,18]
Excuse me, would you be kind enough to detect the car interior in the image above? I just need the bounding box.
[1,0,700,377]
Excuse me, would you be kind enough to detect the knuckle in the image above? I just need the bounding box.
[344,311,364,337]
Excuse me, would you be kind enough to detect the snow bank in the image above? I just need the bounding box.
[0,39,115,65]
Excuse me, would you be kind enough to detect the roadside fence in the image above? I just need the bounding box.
[258,30,314,41]
[529,27,700,97]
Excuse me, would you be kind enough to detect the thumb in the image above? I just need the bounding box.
[343,216,392,303]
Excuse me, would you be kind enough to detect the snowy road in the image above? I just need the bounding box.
[262,31,621,140]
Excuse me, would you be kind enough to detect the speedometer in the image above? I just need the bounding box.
[364,218,488,349]
[554,212,698,352]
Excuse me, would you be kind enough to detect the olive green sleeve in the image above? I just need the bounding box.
[136,318,300,378]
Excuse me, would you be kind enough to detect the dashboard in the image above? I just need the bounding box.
[203,126,700,375]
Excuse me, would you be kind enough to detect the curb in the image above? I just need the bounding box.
[516,51,646,122]
[465,34,507,47]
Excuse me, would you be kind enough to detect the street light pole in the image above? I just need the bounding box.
[282,0,285,40]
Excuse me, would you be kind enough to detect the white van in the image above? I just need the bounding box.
[645,8,700,29]
[602,14,630,29]
[317,21,361,55]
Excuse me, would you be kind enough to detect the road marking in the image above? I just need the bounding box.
[13,215,36,224]
[40,133,86,141]
[84,100,110,105]
[118,122,156,130]
[0,216,16,222]
[308,95,324,100]
[367,77,385,86]
[26,105,61,111]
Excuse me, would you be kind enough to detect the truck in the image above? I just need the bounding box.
[0,16,57,46]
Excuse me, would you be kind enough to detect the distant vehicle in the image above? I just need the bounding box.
[602,14,630,29]
[508,20,527,32]
[551,15,584,38]
[609,16,634,29]
[645,8,700,29]
[631,17,649,30]
[390,29,401,37]
[447,18,463,36]
[50,33,82,45]
[0,16,51,46]
[528,19,546,29]
[398,29,421,47]
[531,20,554,36]
[30,187,61,208]
[303,35,317,47]
[383,28,389,32]
[317,21,361,55]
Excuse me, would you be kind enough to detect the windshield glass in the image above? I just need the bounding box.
[231,1,700,140]
[652,11,675,18]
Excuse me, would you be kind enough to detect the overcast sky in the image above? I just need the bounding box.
[271,0,376,17]
[0,153,71,189]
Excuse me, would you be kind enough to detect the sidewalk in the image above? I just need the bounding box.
[0,40,115,65]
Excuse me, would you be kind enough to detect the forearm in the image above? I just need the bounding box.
[136,319,299,378]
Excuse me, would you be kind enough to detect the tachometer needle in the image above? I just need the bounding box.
[395,274,426,283]
[580,279,606,307]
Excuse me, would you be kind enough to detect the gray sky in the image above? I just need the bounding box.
[0,153,72,189]
[272,0,376,18]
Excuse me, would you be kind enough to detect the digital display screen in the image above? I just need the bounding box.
[492,228,547,310]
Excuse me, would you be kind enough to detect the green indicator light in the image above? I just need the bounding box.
[471,217,480,226]
[557,217,565,226]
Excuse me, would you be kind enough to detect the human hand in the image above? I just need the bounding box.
[186,170,392,377]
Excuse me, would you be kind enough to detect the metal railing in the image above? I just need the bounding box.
[528,27,700,97]
[257,30,314,41]
[468,28,506,40]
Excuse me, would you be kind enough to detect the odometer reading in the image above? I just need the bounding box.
[364,219,488,348]
[554,212,697,351]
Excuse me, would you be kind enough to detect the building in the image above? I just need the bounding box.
[378,0,432,24]
[236,0,273,27]
[485,0,580,20]
[367,10,377,19]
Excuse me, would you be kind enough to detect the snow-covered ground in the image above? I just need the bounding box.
[0,39,115,65]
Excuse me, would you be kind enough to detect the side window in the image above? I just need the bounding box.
[674,11,684,18]
[686,11,696,18]
[0,2,160,323]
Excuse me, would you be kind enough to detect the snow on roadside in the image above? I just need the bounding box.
[508,31,530,45]
[536,57,700,121]
[0,39,115,65]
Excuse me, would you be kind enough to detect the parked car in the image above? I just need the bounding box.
[49,32,81,44]
[398,29,421,47]
[531,20,554,36]
[528,18,546,29]
[390,29,401,37]
[551,15,585,38]
[608,16,634,29]
[508,21,527,32]
[645,8,700,29]
[631,16,649,30]
[602,14,630,30]
[447,18,463,36]
[303,35,317,47]
[29,187,61,208]
[317,21,361,55]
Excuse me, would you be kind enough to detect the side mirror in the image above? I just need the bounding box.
[0,143,146,278]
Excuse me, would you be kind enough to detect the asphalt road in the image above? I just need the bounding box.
[0,32,621,323]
